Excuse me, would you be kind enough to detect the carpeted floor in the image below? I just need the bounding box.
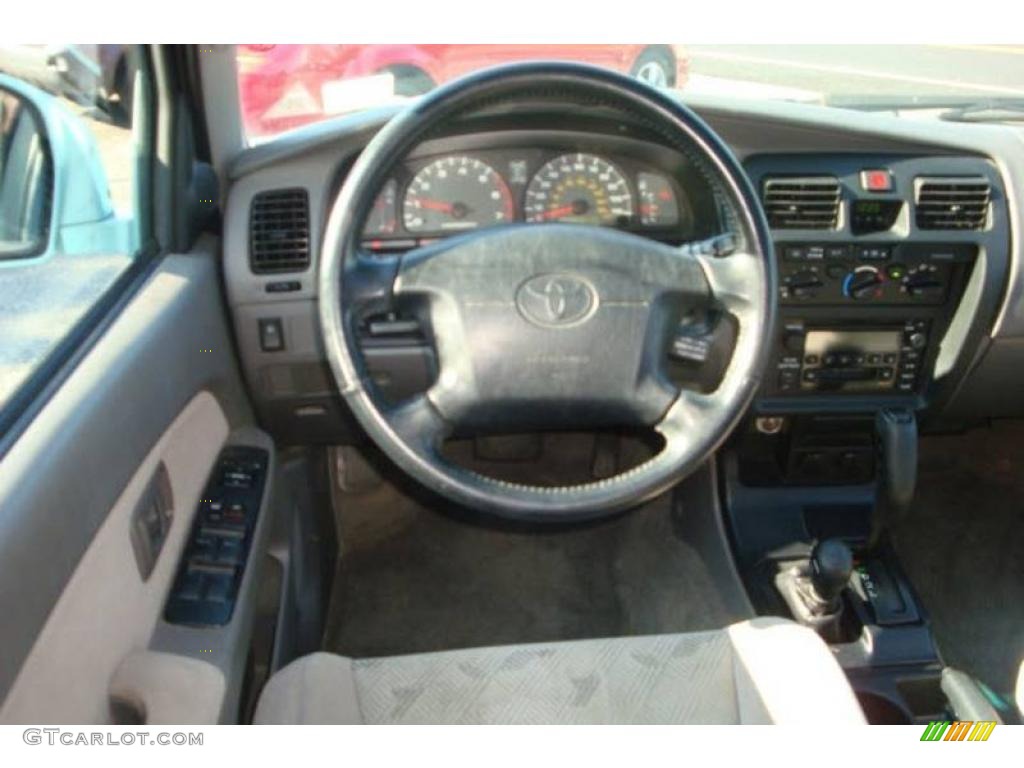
[892,420,1024,714]
[323,439,751,659]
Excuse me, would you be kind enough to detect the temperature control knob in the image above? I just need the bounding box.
[843,266,884,301]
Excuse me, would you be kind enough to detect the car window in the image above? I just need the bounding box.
[236,44,1024,143]
[0,44,151,416]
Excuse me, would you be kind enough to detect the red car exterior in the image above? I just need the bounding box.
[237,44,689,139]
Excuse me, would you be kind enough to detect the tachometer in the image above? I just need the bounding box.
[403,156,513,233]
[524,153,633,226]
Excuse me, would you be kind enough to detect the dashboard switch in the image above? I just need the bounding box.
[258,318,285,352]
[861,169,892,192]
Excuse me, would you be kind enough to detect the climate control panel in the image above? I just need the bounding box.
[778,243,974,306]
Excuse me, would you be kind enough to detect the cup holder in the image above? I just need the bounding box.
[856,692,913,724]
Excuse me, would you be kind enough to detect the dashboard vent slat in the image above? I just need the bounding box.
[250,188,311,273]
[763,177,841,230]
[915,177,990,231]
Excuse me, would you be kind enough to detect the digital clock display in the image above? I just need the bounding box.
[851,199,903,235]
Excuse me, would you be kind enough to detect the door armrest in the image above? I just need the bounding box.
[109,651,224,725]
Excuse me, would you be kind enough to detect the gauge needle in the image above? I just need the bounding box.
[417,199,456,213]
[538,204,576,220]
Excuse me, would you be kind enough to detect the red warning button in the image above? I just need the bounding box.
[861,169,893,192]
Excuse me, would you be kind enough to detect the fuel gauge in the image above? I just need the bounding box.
[365,179,399,236]
[637,172,680,227]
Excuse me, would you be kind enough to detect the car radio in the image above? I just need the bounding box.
[775,323,928,394]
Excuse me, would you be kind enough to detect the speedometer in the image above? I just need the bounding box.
[403,156,513,233]
[524,153,633,226]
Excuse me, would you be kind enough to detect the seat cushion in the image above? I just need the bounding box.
[254,617,865,725]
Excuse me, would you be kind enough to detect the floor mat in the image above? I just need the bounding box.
[323,452,751,659]
[892,420,1024,713]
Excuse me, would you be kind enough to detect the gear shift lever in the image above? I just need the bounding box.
[775,538,854,641]
[809,538,854,612]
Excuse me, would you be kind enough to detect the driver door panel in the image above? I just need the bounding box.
[0,242,264,724]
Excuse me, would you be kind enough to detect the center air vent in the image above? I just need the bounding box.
[249,188,311,273]
[763,177,841,230]
[915,177,990,231]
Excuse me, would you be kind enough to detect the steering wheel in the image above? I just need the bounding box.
[319,62,775,522]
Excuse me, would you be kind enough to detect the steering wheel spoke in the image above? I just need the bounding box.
[341,250,401,317]
[384,393,451,455]
[656,388,718,445]
[681,241,760,318]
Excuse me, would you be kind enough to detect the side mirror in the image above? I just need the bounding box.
[0,74,129,263]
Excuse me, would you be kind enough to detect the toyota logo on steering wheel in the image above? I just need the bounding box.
[515,274,599,328]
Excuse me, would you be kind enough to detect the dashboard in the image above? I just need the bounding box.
[222,96,1023,445]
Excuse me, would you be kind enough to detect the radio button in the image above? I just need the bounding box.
[777,370,799,391]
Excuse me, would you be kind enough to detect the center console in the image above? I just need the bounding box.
[725,153,1009,724]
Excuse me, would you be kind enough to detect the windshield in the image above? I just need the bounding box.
[236,44,1024,142]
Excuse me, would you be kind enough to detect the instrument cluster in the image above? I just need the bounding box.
[362,148,705,248]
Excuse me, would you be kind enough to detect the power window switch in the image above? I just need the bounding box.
[258,318,285,352]
[191,534,217,563]
[205,572,234,604]
[216,538,244,566]
[224,502,247,525]
[177,571,206,602]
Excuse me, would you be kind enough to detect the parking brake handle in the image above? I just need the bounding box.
[871,407,917,547]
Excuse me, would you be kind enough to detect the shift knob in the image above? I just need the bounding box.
[809,538,853,607]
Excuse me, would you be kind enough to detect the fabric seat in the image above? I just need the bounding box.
[254,617,866,724]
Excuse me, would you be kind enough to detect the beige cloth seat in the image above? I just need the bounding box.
[254,617,866,724]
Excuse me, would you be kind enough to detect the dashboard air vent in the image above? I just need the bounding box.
[249,188,311,273]
[762,177,841,230]
[915,177,990,231]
